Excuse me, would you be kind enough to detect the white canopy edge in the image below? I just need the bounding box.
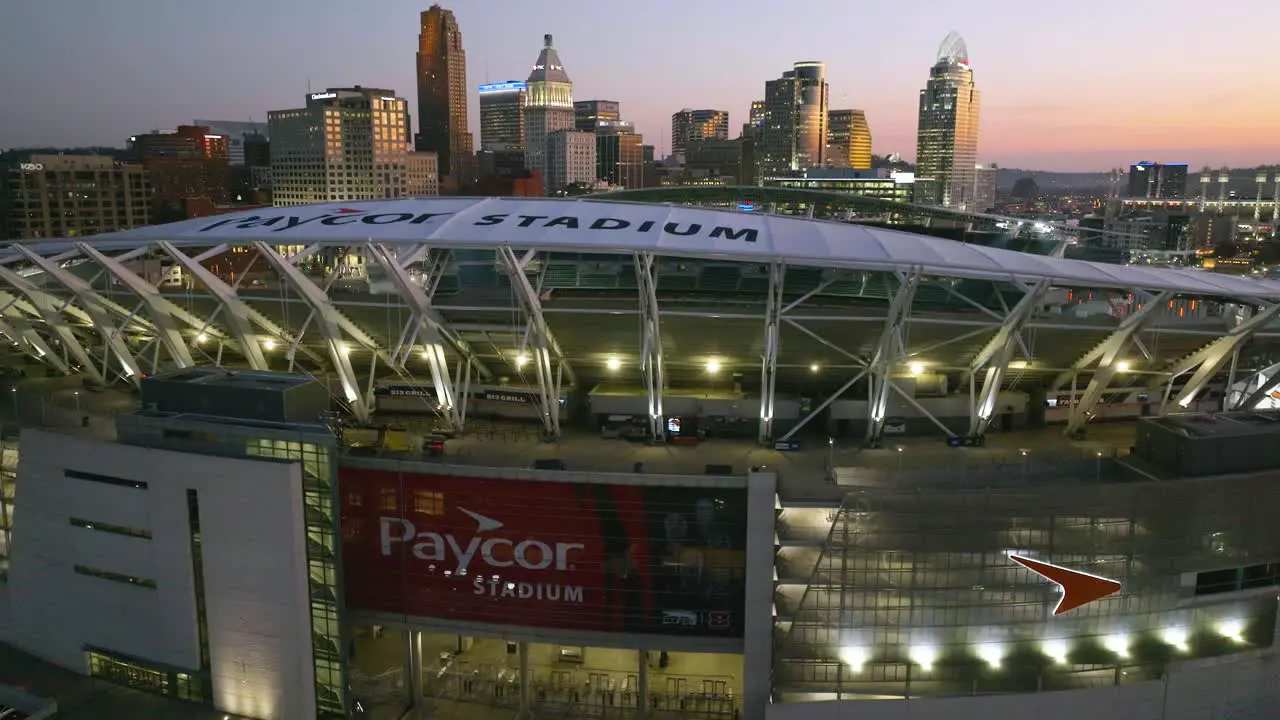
[6,196,1279,299]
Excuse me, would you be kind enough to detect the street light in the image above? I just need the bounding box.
[9,387,15,417]
[74,390,81,413]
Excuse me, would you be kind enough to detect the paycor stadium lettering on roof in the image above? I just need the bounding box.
[198,211,760,243]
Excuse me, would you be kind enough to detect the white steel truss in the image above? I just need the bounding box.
[1059,290,1174,436]
[156,241,270,371]
[366,242,463,430]
[867,271,921,443]
[75,243,197,368]
[253,241,371,420]
[758,262,786,442]
[634,253,666,440]
[1164,302,1280,410]
[15,246,145,385]
[0,292,70,374]
[1229,360,1280,410]
[497,247,575,438]
[0,267,103,382]
[968,280,1049,437]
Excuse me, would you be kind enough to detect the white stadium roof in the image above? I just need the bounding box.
[39,196,1280,300]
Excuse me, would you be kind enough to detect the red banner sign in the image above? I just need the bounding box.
[340,467,746,636]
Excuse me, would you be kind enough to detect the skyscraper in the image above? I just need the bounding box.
[479,82,527,151]
[826,109,872,170]
[1127,161,1188,199]
[670,109,729,165]
[416,5,474,185]
[758,62,828,177]
[269,87,435,206]
[523,34,576,191]
[914,32,981,209]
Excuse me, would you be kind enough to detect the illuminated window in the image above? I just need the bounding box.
[412,490,444,515]
[379,487,397,511]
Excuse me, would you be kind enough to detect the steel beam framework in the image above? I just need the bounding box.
[15,246,145,385]
[1059,290,1174,435]
[634,253,666,440]
[253,241,372,420]
[1164,302,1280,410]
[867,271,921,443]
[0,292,70,374]
[968,280,1049,437]
[367,242,464,430]
[758,262,785,442]
[75,243,197,369]
[157,241,270,371]
[0,267,103,382]
[497,247,575,438]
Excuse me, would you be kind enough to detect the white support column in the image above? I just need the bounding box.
[0,294,70,374]
[1230,361,1280,410]
[867,271,921,444]
[75,243,196,368]
[758,262,785,443]
[156,241,271,370]
[1168,302,1280,409]
[253,241,371,420]
[0,268,103,382]
[1062,290,1174,436]
[14,246,144,385]
[968,280,1049,437]
[366,243,463,430]
[498,247,572,438]
[634,253,666,440]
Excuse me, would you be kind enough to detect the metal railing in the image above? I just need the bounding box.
[424,659,739,719]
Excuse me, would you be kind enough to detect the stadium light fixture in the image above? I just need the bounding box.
[263,339,277,351]
[909,644,937,672]
[1216,619,1245,643]
[515,354,530,369]
[1042,638,1069,664]
[1161,626,1189,652]
[810,363,820,373]
[839,646,868,672]
[1103,633,1130,659]
[606,357,622,372]
[975,643,1004,668]
[908,361,925,376]
[1116,360,1131,372]
[196,333,207,345]
[705,359,721,374]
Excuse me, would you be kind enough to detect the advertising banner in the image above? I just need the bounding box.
[340,468,747,637]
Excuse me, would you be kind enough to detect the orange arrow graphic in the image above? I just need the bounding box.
[1009,554,1121,615]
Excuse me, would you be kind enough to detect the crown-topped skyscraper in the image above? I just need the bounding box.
[913,31,981,210]
[523,34,576,189]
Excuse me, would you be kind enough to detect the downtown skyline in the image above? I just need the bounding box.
[2,0,1277,171]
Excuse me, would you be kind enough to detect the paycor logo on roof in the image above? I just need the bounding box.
[199,209,760,243]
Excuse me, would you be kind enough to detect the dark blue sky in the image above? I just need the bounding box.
[3,0,1276,171]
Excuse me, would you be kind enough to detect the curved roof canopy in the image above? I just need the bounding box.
[33,197,1280,299]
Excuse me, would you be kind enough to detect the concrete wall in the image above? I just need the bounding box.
[1,430,316,720]
[765,650,1280,720]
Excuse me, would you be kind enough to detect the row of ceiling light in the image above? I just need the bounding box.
[838,619,1248,674]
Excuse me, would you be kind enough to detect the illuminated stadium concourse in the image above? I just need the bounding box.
[0,196,1279,720]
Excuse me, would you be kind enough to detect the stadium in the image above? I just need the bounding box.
[0,192,1277,720]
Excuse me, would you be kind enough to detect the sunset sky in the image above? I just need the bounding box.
[3,0,1276,171]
